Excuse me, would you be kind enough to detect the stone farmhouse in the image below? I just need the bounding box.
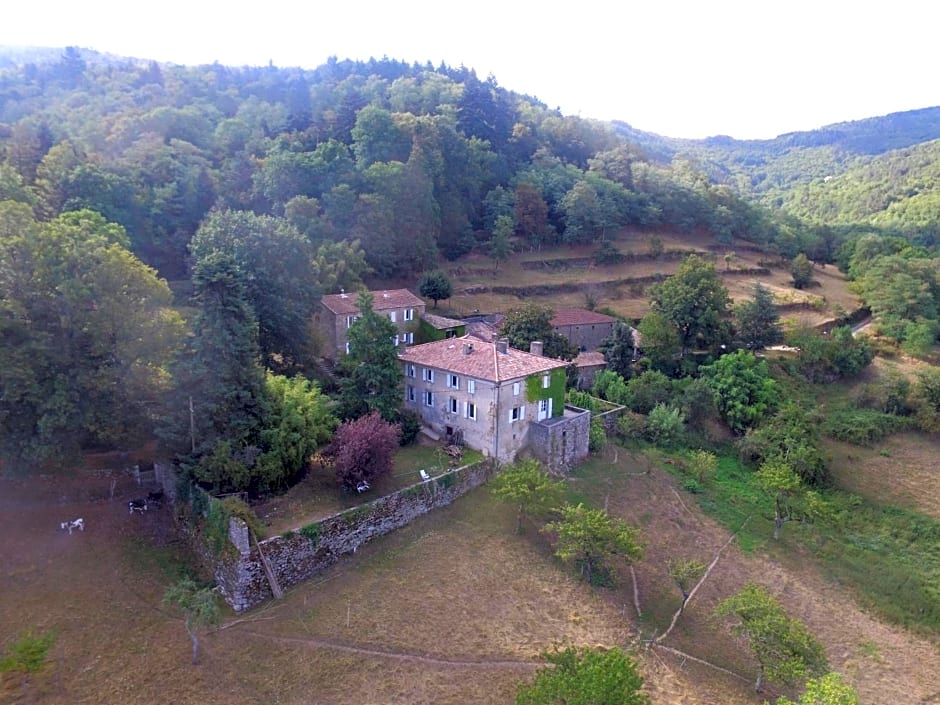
[550,308,617,351]
[399,336,591,470]
[317,289,425,361]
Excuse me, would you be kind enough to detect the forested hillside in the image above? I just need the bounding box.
[0,46,818,283]
[613,106,940,202]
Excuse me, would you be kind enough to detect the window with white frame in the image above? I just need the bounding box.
[406,364,416,378]
[466,402,477,420]
[467,379,476,394]
[404,308,414,321]
[542,374,551,389]
[447,373,459,389]
[424,390,434,407]
[393,334,400,346]
[403,331,413,344]
[513,381,521,396]
[407,385,416,402]
[448,397,458,414]
[389,310,397,323]
[345,340,350,355]
[346,315,359,328]
[510,406,525,422]
[422,368,435,383]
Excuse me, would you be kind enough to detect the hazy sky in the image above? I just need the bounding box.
[3,0,937,139]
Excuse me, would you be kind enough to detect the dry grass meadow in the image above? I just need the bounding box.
[434,230,861,327]
[4,436,939,704]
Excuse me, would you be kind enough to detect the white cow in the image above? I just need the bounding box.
[59,518,84,534]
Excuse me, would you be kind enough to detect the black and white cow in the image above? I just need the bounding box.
[128,499,148,514]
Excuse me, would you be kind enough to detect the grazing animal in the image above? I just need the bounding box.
[59,518,84,534]
[355,480,370,493]
[146,490,164,506]
[128,499,148,514]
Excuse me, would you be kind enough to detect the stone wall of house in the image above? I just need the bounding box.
[216,459,497,612]
[553,322,614,352]
[528,405,591,474]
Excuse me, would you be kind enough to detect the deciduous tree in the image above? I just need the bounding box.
[649,255,731,353]
[489,459,565,532]
[714,583,828,693]
[0,206,184,466]
[775,672,860,705]
[668,558,706,604]
[501,303,576,360]
[544,503,643,585]
[418,270,453,309]
[791,253,815,289]
[189,209,319,370]
[702,350,780,433]
[163,578,221,665]
[756,459,803,540]
[489,214,512,273]
[327,411,400,491]
[516,646,649,705]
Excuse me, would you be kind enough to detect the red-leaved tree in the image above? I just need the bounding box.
[327,412,401,490]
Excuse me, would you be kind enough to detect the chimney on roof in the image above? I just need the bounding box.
[383,291,389,298]
[339,288,347,299]
[496,337,509,355]
[462,342,474,355]
[530,340,544,357]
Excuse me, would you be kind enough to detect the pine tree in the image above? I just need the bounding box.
[735,283,783,349]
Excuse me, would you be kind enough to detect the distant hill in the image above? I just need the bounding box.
[613,107,940,205]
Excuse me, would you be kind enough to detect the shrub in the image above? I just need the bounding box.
[822,408,911,445]
[566,390,600,413]
[299,522,321,545]
[625,370,674,414]
[687,449,718,483]
[0,629,56,676]
[616,412,648,441]
[396,408,422,446]
[645,404,686,447]
[589,418,607,453]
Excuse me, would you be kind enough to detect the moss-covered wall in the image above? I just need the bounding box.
[525,367,566,417]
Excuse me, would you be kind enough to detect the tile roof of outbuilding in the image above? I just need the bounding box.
[321,289,424,315]
[421,312,465,329]
[399,335,567,383]
[550,308,617,327]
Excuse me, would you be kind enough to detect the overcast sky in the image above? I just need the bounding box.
[3,0,937,139]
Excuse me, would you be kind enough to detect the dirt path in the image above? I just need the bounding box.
[241,630,541,669]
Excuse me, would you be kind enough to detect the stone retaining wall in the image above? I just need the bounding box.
[217,459,497,612]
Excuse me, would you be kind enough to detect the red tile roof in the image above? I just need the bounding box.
[550,308,617,327]
[399,336,567,383]
[321,289,424,315]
